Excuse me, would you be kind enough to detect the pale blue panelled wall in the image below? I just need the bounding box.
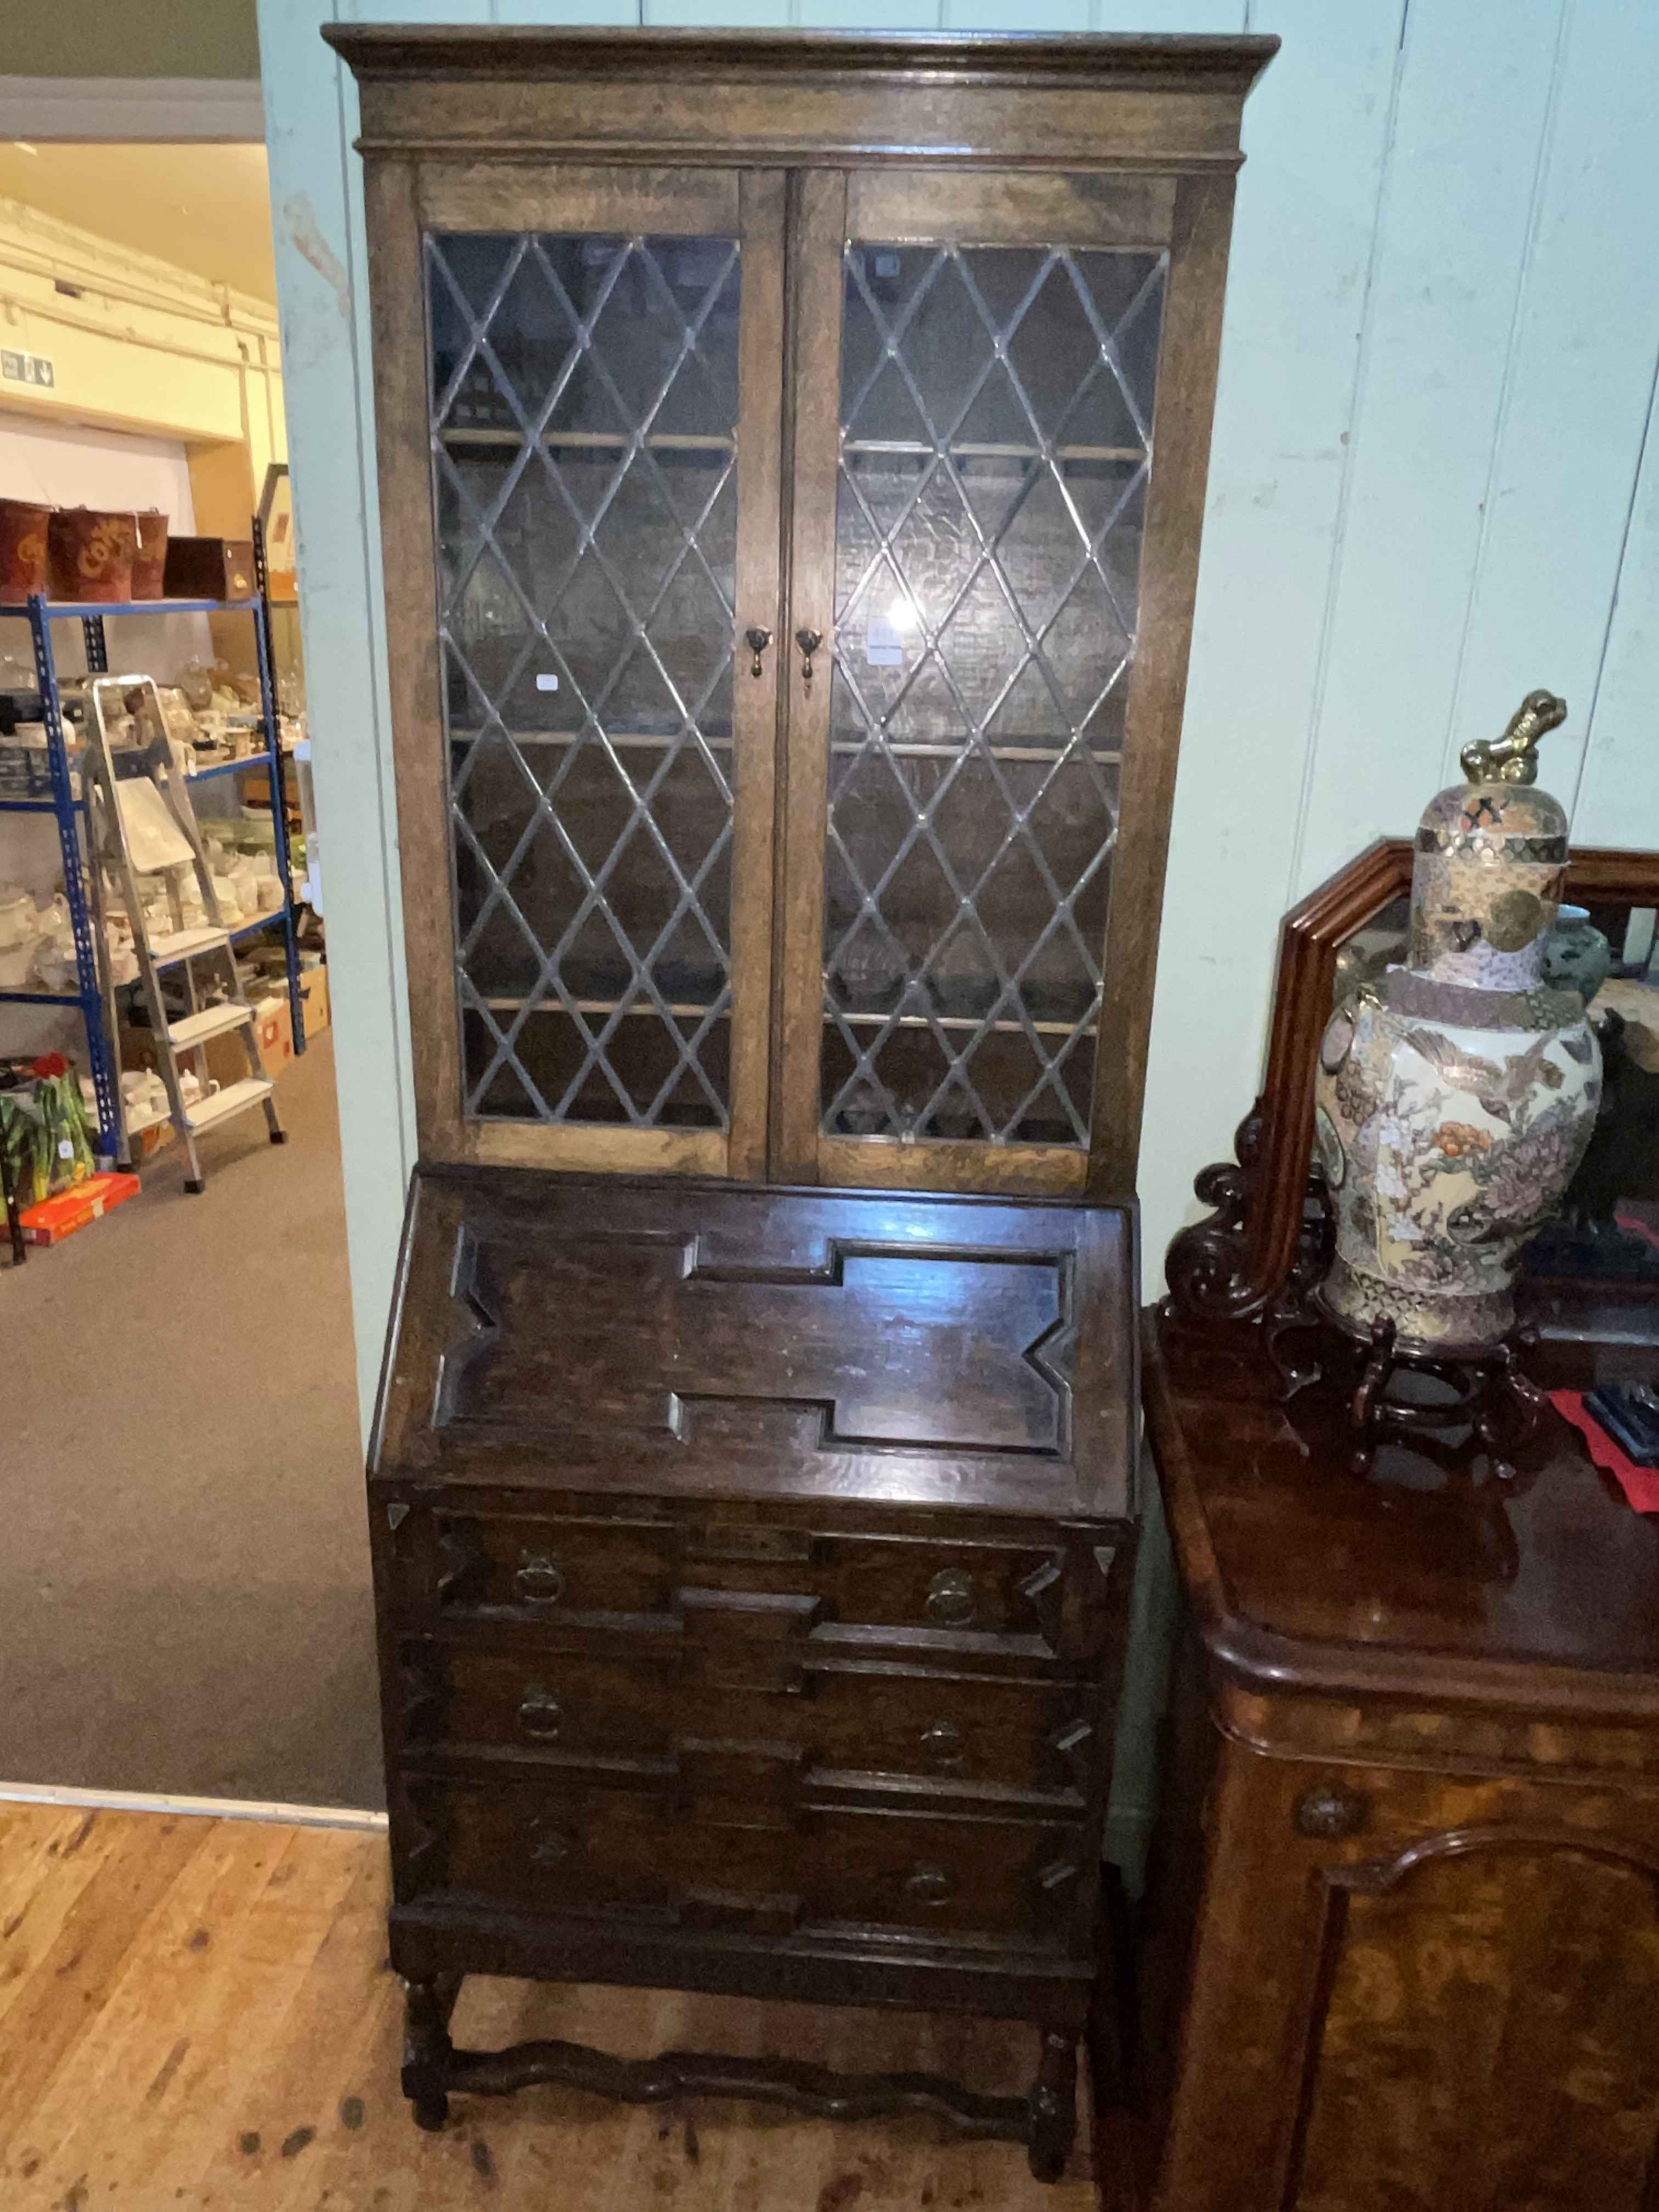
[258,0,1659,1414]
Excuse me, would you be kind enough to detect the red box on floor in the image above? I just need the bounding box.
[19,1171,141,1246]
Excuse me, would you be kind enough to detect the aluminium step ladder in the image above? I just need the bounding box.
[85,674,286,1192]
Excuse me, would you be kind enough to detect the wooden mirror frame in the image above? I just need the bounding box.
[1165,838,1659,1323]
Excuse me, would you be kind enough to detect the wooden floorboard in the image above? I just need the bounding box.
[0,1805,1100,2209]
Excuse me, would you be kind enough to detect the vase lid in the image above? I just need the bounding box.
[1408,690,1570,990]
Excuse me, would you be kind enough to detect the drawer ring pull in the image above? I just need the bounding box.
[905,1865,955,1908]
[925,1568,977,1628]
[518,1686,564,1741]
[515,1551,567,1607]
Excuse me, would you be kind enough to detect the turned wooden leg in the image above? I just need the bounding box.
[402,1972,460,2131]
[1027,2028,1078,2183]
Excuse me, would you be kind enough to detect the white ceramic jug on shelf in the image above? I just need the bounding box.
[30,895,77,992]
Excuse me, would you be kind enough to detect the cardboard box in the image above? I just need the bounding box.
[118,1019,161,1076]
[250,991,296,1078]
[297,963,330,1039]
[21,1170,140,1245]
[202,991,291,1088]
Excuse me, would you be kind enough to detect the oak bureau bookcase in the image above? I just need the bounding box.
[329,25,1274,2179]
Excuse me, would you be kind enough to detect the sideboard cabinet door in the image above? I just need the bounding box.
[366,162,787,1179]
[1147,1742,1659,2212]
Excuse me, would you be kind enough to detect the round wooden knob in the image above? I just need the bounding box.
[517,1686,563,1741]
[1293,1781,1368,1839]
[926,1569,977,1628]
[905,1865,954,1907]
[514,1552,566,1607]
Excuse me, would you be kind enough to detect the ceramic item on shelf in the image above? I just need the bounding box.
[0,498,53,604]
[29,895,76,992]
[0,883,37,950]
[1314,691,1601,1351]
[46,508,139,603]
[1542,903,1613,1005]
[0,931,37,986]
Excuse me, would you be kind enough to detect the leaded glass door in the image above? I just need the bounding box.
[398,165,783,1176]
[774,171,1178,1197]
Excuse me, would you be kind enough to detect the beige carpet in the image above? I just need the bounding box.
[0,1028,383,1809]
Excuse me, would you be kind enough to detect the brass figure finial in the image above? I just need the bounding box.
[1460,689,1566,786]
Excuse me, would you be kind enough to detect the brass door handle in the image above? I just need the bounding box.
[1293,1781,1368,1839]
[744,626,772,679]
[795,628,823,686]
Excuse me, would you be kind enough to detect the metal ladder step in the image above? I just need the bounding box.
[185,1075,275,1132]
[168,1002,256,1052]
[149,924,230,967]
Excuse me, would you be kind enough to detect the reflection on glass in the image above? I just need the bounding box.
[427,230,741,1128]
[820,239,1167,1148]
[1526,904,1659,1297]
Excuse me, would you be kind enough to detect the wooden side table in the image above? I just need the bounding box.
[1105,1311,1659,2212]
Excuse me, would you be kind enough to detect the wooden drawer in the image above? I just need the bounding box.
[385,1503,1121,1662]
[396,1635,1100,1800]
[395,1768,1090,1952]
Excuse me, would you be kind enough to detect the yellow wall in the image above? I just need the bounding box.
[0,195,283,471]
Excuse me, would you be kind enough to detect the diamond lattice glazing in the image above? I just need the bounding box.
[428,230,742,1128]
[821,242,1167,1148]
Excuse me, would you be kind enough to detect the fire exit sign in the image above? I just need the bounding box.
[1,349,55,390]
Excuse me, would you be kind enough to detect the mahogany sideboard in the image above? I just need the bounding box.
[1116,1310,1659,2212]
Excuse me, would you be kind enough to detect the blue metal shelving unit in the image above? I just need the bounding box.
[0,590,306,1165]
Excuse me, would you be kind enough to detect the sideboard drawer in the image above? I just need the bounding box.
[388,1504,1120,1661]
[396,1769,1090,1951]
[396,1637,1101,1799]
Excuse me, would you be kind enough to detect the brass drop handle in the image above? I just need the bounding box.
[744,625,772,679]
[795,628,823,686]
[920,1720,964,1768]
[926,1567,978,1628]
[1293,1781,1368,1840]
[514,1551,566,1608]
[529,1821,571,1866]
[517,1684,564,1740]
[905,1865,955,1908]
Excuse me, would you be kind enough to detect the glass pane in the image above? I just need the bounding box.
[428,229,741,1130]
[821,235,1167,1148]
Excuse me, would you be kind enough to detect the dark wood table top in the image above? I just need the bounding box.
[1144,1309,1659,1722]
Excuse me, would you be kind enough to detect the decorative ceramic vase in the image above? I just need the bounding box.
[1313,691,1601,1351]
[1541,904,1613,1005]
